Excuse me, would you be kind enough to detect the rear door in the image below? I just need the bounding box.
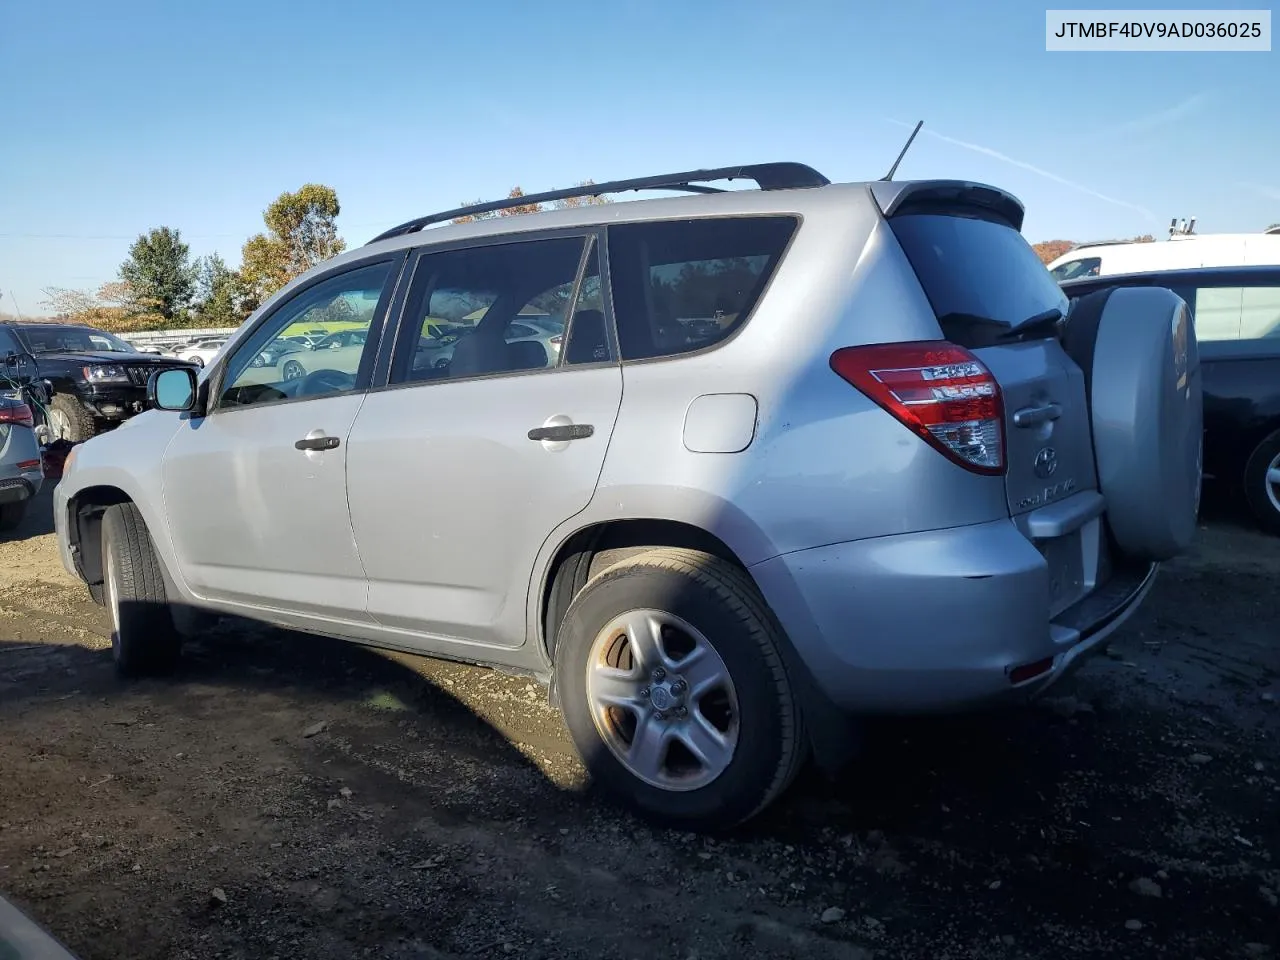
[888,206,1100,612]
[345,232,622,651]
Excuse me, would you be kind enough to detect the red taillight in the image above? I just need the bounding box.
[0,403,34,429]
[829,341,1005,475]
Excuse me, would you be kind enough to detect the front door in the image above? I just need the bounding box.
[346,233,622,650]
[161,257,402,623]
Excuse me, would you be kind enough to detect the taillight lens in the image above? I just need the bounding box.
[0,402,34,429]
[829,341,1005,475]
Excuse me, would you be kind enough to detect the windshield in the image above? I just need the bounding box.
[18,326,136,355]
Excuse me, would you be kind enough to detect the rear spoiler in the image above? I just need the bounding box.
[869,180,1026,233]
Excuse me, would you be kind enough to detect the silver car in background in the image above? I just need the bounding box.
[52,163,1201,830]
[0,393,44,532]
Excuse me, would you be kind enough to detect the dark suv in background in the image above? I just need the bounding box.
[0,322,198,443]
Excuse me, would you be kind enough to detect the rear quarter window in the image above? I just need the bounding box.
[607,216,797,361]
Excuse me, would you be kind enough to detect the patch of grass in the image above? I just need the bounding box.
[364,690,411,713]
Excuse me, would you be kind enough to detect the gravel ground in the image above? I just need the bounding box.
[1,487,1277,960]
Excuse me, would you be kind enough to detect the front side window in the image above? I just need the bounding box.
[607,216,796,361]
[395,235,603,383]
[218,261,395,409]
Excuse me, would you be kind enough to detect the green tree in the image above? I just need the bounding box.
[118,226,195,321]
[192,254,247,328]
[240,184,346,310]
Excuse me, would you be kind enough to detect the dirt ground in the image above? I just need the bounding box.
[1,488,1276,960]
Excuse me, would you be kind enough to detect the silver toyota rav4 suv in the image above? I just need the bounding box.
[54,164,1202,830]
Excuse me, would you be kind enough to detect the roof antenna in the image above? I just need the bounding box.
[882,121,923,182]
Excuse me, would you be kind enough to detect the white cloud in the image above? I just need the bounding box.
[1102,92,1212,137]
[887,119,1156,222]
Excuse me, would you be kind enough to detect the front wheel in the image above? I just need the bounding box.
[281,359,306,381]
[101,502,182,676]
[554,548,806,831]
[47,394,97,443]
[1243,429,1280,536]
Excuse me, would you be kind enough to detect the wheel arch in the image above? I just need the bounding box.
[536,515,859,773]
[66,484,135,591]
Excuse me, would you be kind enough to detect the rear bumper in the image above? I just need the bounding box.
[749,518,1157,714]
[0,476,40,505]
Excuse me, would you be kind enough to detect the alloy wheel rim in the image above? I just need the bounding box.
[1265,451,1280,515]
[585,609,739,792]
[104,547,121,655]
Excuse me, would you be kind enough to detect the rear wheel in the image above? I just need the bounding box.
[555,548,806,831]
[101,502,181,676]
[1243,429,1280,536]
[281,359,305,381]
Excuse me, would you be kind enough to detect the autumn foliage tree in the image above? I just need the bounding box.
[1032,240,1076,265]
[240,184,346,311]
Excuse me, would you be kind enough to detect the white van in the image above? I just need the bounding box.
[1048,233,1280,281]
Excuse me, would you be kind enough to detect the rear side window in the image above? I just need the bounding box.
[1049,257,1101,281]
[890,214,1069,347]
[607,216,797,361]
[1191,284,1280,341]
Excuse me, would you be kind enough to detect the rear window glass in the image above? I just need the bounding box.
[890,214,1068,347]
[607,216,797,361]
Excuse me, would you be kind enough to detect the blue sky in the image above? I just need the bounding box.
[1,0,1275,316]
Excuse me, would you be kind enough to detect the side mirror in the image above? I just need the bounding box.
[148,367,197,412]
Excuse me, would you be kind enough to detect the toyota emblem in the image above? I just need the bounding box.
[1033,447,1058,479]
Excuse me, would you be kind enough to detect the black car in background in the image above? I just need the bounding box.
[1060,265,1280,534]
[0,322,198,443]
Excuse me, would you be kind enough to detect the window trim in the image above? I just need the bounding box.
[372,227,619,397]
[601,213,803,368]
[202,252,409,417]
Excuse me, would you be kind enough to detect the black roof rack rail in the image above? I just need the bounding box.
[366,162,830,244]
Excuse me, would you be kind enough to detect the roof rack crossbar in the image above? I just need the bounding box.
[366,162,830,244]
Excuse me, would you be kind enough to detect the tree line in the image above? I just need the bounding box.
[38,180,608,333]
[1032,235,1155,264]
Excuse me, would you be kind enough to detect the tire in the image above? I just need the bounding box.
[101,502,181,676]
[0,500,28,532]
[281,359,305,381]
[48,393,98,444]
[190,356,204,368]
[1243,429,1280,536]
[554,548,806,831]
[1062,285,1202,560]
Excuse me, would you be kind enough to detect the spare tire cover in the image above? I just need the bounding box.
[1061,285,1202,561]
